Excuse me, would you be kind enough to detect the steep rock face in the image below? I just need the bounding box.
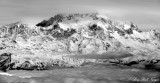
[0,13,160,70]
[0,53,12,72]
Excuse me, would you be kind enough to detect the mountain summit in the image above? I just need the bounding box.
[36,13,160,53]
[0,13,160,71]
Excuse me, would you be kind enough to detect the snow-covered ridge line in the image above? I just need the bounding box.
[0,13,160,71]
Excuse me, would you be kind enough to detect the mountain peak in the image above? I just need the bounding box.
[0,12,160,70]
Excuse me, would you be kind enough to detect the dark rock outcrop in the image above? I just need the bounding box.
[36,14,64,27]
[0,53,12,72]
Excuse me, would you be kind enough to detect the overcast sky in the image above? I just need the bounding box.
[0,0,160,31]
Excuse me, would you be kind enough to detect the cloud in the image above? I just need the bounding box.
[21,17,46,27]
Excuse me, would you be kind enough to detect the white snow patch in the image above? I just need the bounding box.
[124,24,131,30]
[0,72,13,76]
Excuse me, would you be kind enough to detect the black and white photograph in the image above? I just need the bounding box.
[0,0,160,83]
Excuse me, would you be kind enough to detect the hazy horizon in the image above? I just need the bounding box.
[0,0,160,31]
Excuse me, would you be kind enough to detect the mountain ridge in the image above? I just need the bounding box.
[0,13,160,71]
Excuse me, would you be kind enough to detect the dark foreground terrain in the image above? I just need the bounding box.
[0,63,160,83]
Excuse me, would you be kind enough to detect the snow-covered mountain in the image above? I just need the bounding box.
[0,13,160,71]
[36,13,160,54]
